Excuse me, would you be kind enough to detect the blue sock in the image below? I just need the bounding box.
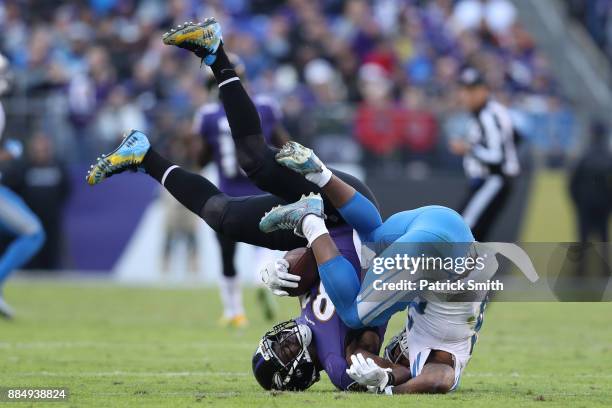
[338,192,382,238]
[318,256,363,328]
[0,230,45,284]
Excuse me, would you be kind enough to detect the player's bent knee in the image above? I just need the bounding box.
[428,378,453,394]
[201,194,230,232]
[417,362,455,394]
[234,136,268,175]
[31,228,46,251]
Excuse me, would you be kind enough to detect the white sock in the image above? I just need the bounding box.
[219,276,242,318]
[301,214,328,246]
[305,166,332,188]
[230,279,245,316]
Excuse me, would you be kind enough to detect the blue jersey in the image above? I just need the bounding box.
[318,193,476,330]
[296,225,387,390]
[192,95,282,196]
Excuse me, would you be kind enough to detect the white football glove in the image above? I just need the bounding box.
[259,259,301,297]
[346,353,392,393]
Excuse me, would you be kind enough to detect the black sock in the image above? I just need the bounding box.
[142,148,173,183]
[210,45,237,83]
[209,45,262,139]
[143,148,222,216]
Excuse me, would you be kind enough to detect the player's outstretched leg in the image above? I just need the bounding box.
[0,186,46,319]
[86,130,306,250]
[163,19,297,183]
[162,19,380,223]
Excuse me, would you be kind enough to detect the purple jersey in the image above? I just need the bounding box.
[296,225,387,390]
[193,95,282,196]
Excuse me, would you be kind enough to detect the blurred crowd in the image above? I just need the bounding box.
[0,0,575,173]
[566,0,612,61]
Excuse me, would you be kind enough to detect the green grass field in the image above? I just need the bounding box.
[1,281,611,407]
[1,171,610,407]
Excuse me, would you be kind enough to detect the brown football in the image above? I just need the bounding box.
[283,247,319,297]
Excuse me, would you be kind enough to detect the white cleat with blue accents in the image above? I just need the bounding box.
[259,193,325,237]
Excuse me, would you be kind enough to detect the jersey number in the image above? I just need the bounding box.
[308,281,335,321]
[217,118,238,178]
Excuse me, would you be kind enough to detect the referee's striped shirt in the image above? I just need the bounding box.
[464,99,520,179]
[460,99,520,233]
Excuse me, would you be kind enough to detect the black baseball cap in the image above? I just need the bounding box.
[458,66,486,87]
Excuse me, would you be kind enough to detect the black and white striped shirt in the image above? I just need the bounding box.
[464,99,520,179]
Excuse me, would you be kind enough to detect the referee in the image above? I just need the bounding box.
[450,67,520,241]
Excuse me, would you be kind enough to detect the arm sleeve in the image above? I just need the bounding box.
[338,192,383,239]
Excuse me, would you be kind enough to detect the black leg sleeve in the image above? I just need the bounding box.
[216,232,237,278]
[207,46,380,226]
[203,194,307,251]
[143,148,306,250]
[143,148,222,216]
[208,45,266,173]
[245,147,380,225]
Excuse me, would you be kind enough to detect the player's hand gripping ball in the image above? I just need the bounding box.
[260,247,319,297]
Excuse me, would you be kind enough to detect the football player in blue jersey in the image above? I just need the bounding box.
[0,53,45,319]
[260,142,488,394]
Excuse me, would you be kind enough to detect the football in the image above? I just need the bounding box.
[283,247,319,297]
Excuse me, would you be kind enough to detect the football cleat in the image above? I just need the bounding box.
[219,314,248,329]
[162,18,222,65]
[259,193,324,237]
[86,130,150,186]
[230,314,248,328]
[275,141,325,175]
